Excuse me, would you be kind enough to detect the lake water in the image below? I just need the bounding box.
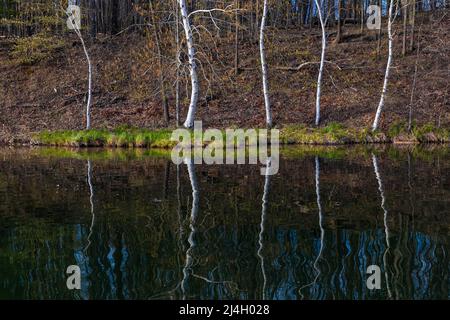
[0,146,448,300]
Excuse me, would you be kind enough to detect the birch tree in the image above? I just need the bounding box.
[260,0,272,128]
[66,4,93,130]
[177,0,199,128]
[372,0,394,132]
[314,0,327,126]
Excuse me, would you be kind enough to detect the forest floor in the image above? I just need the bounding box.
[0,11,448,145]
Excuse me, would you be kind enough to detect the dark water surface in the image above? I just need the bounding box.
[0,146,448,300]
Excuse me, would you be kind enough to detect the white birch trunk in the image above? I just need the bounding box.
[314,0,327,127]
[178,0,199,128]
[372,0,394,132]
[259,0,272,128]
[68,8,92,130]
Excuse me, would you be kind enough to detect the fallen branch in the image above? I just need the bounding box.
[275,60,341,71]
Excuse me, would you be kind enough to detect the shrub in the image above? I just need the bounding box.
[11,33,64,65]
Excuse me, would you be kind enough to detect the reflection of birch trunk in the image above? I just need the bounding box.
[85,160,95,252]
[372,154,392,299]
[312,156,325,290]
[259,0,272,128]
[178,0,199,128]
[299,156,324,298]
[257,159,271,300]
[181,160,199,298]
[314,156,325,275]
[177,164,184,243]
[407,152,415,229]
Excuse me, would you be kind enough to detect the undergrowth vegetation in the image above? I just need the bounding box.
[33,123,449,148]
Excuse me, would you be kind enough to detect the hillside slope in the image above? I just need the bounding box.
[0,11,448,143]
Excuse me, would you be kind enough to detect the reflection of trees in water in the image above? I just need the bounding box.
[179,160,240,299]
[298,156,326,299]
[372,154,392,299]
[0,153,448,299]
[181,160,199,298]
[257,159,271,300]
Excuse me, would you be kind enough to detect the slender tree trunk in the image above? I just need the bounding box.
[89,0,97,40]
[255,0,260,40]
[360,0,365,34]
[409,0,415,51]
[260,0,272,128]
[68,7,93,130]
[84,39,93,130]
[402,0,408,56]
[377,0,382,58]
[111,0,120,35]
[372,0,394,132]
[234,0,239,76]
[175,0,181,127]
[314,0,327,126]
[408,27,421,132]
[149,0,169,124]
[335,0,342,43]
[178,0,199,128]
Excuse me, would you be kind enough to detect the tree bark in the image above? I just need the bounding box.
[373,0,394,131]
[335,0,343,43]
[234,0,240,76]
[149,0,169,124]
[314,0,327,126]
[402,0,408,56]
[260,0,272,128]
[175,0,181,127]
[409,0,416,51]
[178,0,199,128]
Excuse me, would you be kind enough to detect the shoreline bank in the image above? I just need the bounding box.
[1,123,449,148]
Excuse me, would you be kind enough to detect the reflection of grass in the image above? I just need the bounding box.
[281,145,373,160]
[36,144,449,163]
[36,147,172,161]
